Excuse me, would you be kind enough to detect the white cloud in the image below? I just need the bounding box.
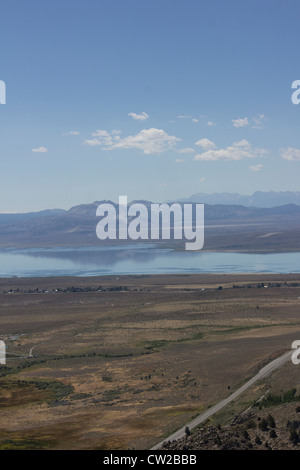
[249,164,263,171]
[232,114,266,129]
[62,130,80,136]
[111,128,180,154]
[177,115,200,123]
[194,140,267,161]
[199,177,205,182]
[92,129,111,137]
[195,138,216,150]
[175,158,185,163]
[251,114,266,129]
[111,129,122,135]
[85,128,181,154]
[84,138,102,146]
[207,121,216,126]
[178,147,195,154]
[84,129,115,147]
[232,117,249,128]
[281,147,300,161]
[32,146,48,153]
[128,112,149,121]
[234,139,251,147]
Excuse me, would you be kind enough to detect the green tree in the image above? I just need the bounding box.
[255,436,262,445]
[258,418,268,432]
[267,414,276,428]
[290,429,299,445]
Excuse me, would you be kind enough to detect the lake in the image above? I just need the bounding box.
[0,245,299,277]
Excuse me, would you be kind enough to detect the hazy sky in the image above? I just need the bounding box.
[1,0,300,212]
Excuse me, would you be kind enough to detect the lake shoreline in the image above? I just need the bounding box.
[1,272,300,284]
[1,246,300,277]
[1,243,300,254]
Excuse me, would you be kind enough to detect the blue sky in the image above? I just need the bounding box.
[0,0,300,212]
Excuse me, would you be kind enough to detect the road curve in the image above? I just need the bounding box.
[151,349,292,450]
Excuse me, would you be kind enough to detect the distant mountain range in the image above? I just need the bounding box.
[176,191,300,208]
[0,198,300,251]
[0,209,66,225]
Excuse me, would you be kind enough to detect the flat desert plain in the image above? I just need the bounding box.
[0,273,300,449]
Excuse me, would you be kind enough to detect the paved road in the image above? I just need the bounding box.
[151,349,292,450]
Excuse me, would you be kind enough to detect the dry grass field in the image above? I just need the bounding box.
[0,273,300,449]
